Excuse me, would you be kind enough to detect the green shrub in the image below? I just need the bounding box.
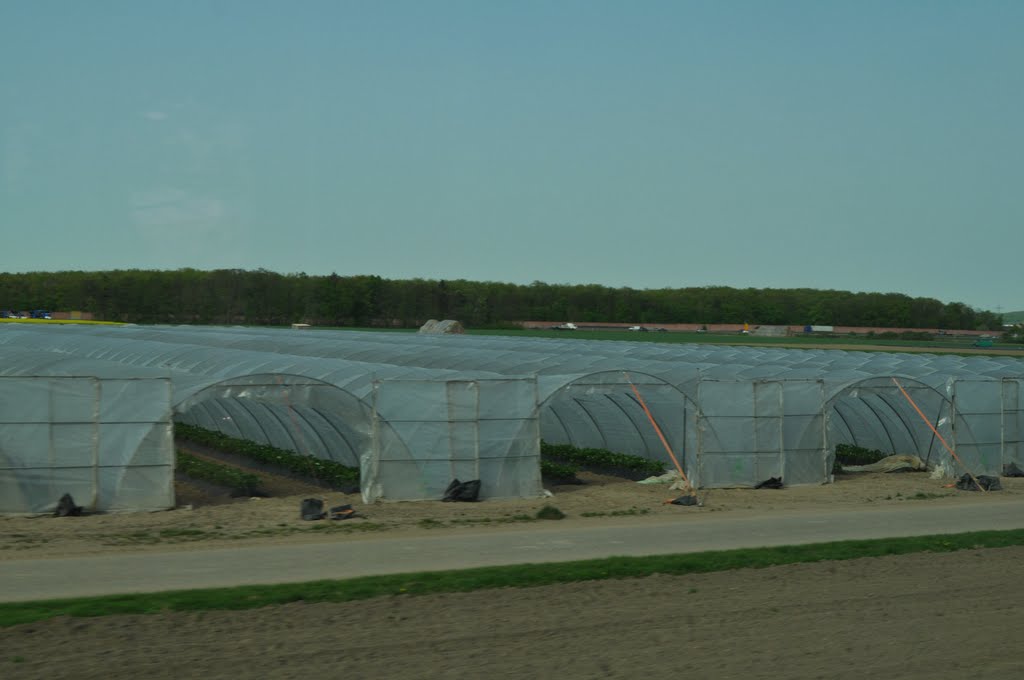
[176,451,263,496]
[175,422,359,488]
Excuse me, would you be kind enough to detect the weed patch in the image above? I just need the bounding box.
[536,505,566,520]
[580,507,651,518]
[908,492,951,501]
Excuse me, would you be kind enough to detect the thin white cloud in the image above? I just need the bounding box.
[127,186,245,268]
[131,187,236,254]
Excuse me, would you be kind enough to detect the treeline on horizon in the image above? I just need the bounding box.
[0,269,1004,331]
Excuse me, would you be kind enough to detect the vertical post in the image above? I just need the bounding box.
[91,378,100,511]
[364,378,382,504]
[822,382,830,482]
[473,380,481,483]
[777,381,786,484]
[48,378,57,505]
[695,380,705,487]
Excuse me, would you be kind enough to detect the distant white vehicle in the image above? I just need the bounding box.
[552,322,578,330]
[627,325,648,332]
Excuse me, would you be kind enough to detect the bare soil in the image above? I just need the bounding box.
[3,471,1024,679]
[3,470,1023,561]
[3,546,1023,680]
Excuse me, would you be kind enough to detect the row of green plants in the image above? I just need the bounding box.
[539,460,581,481]
[175,450,264,496]
[174,422,360,488]
[540,441,667,479]
[834,443,888,467]
[174,423,664,487]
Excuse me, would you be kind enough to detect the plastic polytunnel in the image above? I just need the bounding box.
[0,325,543,511]
[1,323,1022,514]
[0,346,175,514]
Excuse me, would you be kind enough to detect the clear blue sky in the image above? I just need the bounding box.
[2,1,1021,313]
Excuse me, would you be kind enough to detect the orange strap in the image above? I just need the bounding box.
[890,377,985,492]
[624,372,693,493]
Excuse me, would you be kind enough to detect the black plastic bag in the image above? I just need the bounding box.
[1003,462,1024,478]
[442,479,481,502]
[300,497,326,520]
[754,477,784,489]
[670,494,698,506]
[54,493,83,517]
[954,474,1001,491]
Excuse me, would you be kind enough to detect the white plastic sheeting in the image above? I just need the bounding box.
[1,323,1023,500]
[0,376,173,514]
[697,380,829,488]
[364,378,541,502]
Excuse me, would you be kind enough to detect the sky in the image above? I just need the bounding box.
[1,1,1022,313]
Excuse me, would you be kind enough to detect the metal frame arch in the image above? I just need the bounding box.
[536,369,697,461]
[172,371,412,468]
[823,374,954,463]
[173,372,366,413]
[822,373,952,406]
[537,370,697,411]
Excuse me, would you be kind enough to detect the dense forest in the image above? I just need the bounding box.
[0,269,1004,330]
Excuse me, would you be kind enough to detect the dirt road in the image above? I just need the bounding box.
[3,494,1024,602]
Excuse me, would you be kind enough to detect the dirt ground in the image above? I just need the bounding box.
[3,546,1022,680]
[4,472,1024,679]
[3,470,1023,561]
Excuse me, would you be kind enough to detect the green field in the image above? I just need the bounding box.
[282,325,1024,354]
[466,328,1024,352]
[18,320,1020,353]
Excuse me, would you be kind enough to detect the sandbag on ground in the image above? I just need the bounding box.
[842,455,926,473]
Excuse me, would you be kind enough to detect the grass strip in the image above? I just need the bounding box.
[2,528,1023,627]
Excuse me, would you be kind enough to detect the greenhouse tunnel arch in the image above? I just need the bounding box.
[823,376,956,473]
[172,373,410,470]
[538,370,697,473]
